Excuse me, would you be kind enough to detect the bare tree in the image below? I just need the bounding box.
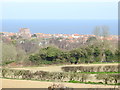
[102,26,110,37]
[93,26,101,36]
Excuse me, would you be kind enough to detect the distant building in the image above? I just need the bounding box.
[72,34,80,38]
[18,28,31,38]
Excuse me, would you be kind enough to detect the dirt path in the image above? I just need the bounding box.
[10,63,119,72]
[1,79,118,88]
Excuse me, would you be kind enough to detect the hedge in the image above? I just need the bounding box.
[1,68,120,85]
[61,65,120,72]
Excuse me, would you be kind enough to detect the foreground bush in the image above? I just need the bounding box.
[48,84,73,90]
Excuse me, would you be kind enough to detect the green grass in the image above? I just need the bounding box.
[68,80,104,84]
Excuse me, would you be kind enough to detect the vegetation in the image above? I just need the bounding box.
[78,72,120,74]
[1,38,119,66]
[93,26,110,37]
[61,65,119,72]
[29,42,119,65]
[1,68,120,85]
[68,80,120,85]
[96,73,120,84]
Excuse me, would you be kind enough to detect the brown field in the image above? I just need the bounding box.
[1,79,118,88]
[11,63,119,72]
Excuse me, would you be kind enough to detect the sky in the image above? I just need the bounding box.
[1,0,118,20]
[0,0,119,34]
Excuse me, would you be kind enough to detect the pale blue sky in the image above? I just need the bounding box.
[1,0,118,35]
[1,0,118,20]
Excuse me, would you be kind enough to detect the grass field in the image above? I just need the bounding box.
[10,63,119,72]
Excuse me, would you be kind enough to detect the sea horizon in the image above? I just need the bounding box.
[2,19,118,35]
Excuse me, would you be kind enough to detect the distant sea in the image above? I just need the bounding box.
[2,19,118,35]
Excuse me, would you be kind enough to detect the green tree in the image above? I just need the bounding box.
[10,35,17,40]
[104,49,113,62]
[114,49,120,62]
[86,36,97,43]
[31,34,37,38]
[93,46,101,62]
[41,46,62,61]
[29,54,41,64]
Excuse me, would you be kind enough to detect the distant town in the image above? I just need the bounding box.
[0,28,119,43]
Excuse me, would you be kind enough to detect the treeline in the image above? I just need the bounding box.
[29,41,119,65]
